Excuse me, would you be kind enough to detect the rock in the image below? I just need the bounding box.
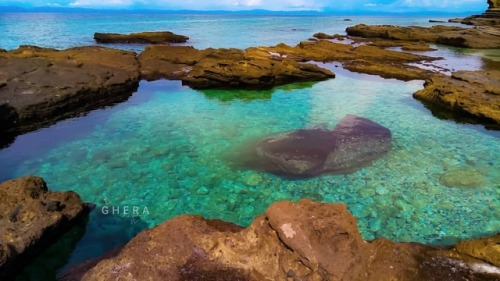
[448,18,465,23]
[245,115,391,178]
[94,31,189,44]
[461,0,500,26]
[456,235,500,266]
[0,45,140,143]
[140,45,335,90]
[66,199,500,281]
[346,24,500,49]
[439,168,487,188]
[429,20,446,23]
[413,70,500,128]
[313,32,345,40]
[344,18,352,21]
[0,176,90,279]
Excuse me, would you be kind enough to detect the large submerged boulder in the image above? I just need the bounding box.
[0,176,90,279]
[94,31,189,44]
[63,199,500,281]
[247,115,391,178]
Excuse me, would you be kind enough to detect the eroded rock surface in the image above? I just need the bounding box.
[244,115,392,178]
[94,31,189,44]
[346,24,500,49]
[413,70,500,128]
[65,199,500,281]
[0,45,140,141]
[0,176,90,279]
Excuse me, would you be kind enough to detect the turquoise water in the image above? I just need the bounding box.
[0,12,499,279]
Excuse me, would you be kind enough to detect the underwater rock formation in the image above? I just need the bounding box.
[345,24,500,49]
[413,70,500,129]
[245,115,391,178]
[63,199,500,281]
[0,45,140,142]
[0,176,90,279]
[94,31,189,44]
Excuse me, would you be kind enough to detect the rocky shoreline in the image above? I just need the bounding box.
[60,199,499,281]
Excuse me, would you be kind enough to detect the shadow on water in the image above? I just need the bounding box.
[15,208,149,281]
[197,81,317,102]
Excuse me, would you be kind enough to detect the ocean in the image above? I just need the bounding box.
[0,12,499,280]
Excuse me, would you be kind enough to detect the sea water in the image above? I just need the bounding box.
[0,12,498,279]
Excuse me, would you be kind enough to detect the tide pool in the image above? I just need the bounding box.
[1,69,498,278]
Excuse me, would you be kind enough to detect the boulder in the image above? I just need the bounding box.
[413,70,500,129]
[346,24,500,49]
[245,115,391,178]
[0,176,90,279]
[0,45,140,143]
[94,31,189,44]
[64,199,500,281]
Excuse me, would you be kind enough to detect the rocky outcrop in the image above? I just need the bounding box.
[413,70,500,129]
[0,45,140,145]
[140,45,335,89]
[0,176,90,279]
[94,31,189,44]
[64,199,499,281]
[242,115,391,178]
[460,0,500,26]
[346,24,500,49]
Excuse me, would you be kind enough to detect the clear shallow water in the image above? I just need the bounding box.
[0,11,499,279]
[1,72,499,277]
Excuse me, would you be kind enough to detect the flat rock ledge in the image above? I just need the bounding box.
[94,31,189,44]
[346,24,500,49]
[0,176,90,279]
[413,70,500,129]
[62,199,499,281]
[0,45,141,146]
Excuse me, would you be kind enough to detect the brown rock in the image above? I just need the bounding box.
[0,176,89,279]
[0,45,140,140]
[312,32,346,40]
[456,235,500,267]
[94,31,189,44]
[69,199,499,281]
[461,0,500,26]
[346,24,500,49]
[413,70,500,128]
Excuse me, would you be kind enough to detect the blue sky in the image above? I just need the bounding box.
[0,0,488,12]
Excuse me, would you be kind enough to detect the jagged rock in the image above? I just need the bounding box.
[63,199,500,281]
[313,32,346,40]
[346,24,500,49]
[94,31,188,44]
[0,45,140,143]
[413,70,500,128]
[244,115,392,178]
[0,176,90,279]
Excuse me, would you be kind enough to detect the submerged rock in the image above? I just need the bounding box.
[439,168,487,188]
[0,45,140,143]
[246,115,391,178]
[0,176,90,279]
[413,70,500,129]
[346,24,500,49]
[94,31,189,44]
[63,199,500,281]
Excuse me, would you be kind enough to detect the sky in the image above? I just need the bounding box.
[0,0,489,13]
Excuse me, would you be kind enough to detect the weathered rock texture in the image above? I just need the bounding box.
[461,0,500,26]
[346,24,500,49]
[245,115,391,178]
[64,199,500,281]
[0,176,90,279]
[0,45,140,140]
[94,31,189,44]
[139,45,335,89]
[413,70,500,129]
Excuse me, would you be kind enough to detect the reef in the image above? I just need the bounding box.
[0,176,90,279]
[94,31,189,44]
[61,199,500,281]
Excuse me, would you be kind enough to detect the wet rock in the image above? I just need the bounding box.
[346,24,500,49]
[246,115,391,178]
[0,45,140,141]
[0,176,89,279]
[456,235,500,266]
[313,32,345,40]
[413,70,500,128]
[439,168,487,188]
[94,31,189,44]
[67,199,500,281]
[429,20,446,23]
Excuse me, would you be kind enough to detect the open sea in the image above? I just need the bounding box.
[0,12,499,280]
